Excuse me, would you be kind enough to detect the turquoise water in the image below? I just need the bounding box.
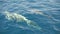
[0,0,60,34]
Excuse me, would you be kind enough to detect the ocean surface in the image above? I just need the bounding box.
[0,0,60,34]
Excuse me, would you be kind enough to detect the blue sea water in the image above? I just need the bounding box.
[0,0,60,34]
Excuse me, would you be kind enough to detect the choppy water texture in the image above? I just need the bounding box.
[0,0,60,34]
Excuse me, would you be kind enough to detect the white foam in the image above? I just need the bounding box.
[3,11,42,31]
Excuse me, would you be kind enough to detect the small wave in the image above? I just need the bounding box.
[2,11,43,31]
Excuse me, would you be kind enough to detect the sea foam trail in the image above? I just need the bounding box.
[2,11,42,31]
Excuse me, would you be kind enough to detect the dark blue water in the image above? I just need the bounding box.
[0,0,60,34]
